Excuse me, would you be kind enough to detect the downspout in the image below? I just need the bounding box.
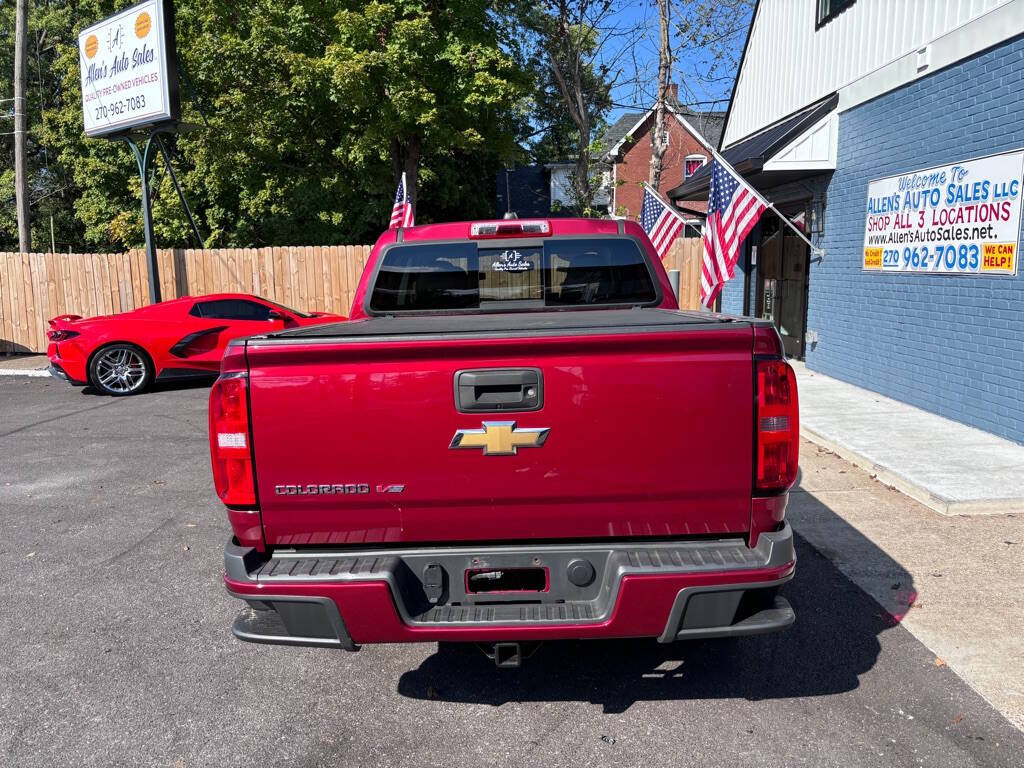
[612,162,617,215]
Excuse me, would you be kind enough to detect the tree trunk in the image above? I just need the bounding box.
[404,134,420,212]
[574,128,591,213]
[649,0,672,190]
[391,135,421,214]
[14,0,31,252]
[390,137,402,188]
[548,50,592,214]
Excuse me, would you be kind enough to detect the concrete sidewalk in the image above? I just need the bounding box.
[793,362,1024,516]
[0,355,49,378]
[791,439,1024,731]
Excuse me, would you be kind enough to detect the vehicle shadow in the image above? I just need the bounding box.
[80,376,216,397]
[396,490,911,713]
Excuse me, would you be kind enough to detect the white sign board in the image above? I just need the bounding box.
[862,150,1023,276]
[78,0,179,137]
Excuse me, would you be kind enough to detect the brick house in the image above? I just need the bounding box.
[494,90,723,220]
[669,0,1024,445]
[600,87,725,228]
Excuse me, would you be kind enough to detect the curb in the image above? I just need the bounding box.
[0,368,50,378]
[800,425,1024,516]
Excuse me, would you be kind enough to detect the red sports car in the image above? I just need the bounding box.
[46,293,344,396]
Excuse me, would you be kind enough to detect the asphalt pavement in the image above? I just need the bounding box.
[1,375,1022,767]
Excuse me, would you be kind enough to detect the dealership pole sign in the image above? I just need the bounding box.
[78,0,180,137]
[863,150,1023,276]
[77,0,185,305]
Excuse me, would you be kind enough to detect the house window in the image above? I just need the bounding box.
[817,0,855,26]
[684,155,707,179]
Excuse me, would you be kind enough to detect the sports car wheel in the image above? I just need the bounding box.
[89,344,152,396]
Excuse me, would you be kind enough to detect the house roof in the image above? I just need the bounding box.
[599,112,645,155]
[536,113,646,166]
[680,109,726,151]
[600,101,727,161]
[667,92,839,201]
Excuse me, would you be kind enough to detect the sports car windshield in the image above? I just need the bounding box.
[368,237,657,313]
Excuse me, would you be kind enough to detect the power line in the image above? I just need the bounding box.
[609,97,729,111]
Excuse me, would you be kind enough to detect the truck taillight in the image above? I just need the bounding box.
[209,373,256,507]
[754,359,799,494]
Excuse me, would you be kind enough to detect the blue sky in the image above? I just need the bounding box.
[603,1,753,123]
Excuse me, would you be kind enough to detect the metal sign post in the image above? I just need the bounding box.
[119,127,172,304]
[118,124,202,304]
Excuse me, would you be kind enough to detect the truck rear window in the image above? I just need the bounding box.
[369,238,657,313]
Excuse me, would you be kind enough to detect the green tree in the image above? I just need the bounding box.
[525,1,619,214]
[4,0,532,251]
[528,44,604,166]
[1,0,83,251]
[326,1,531,213]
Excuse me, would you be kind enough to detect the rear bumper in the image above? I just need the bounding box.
[47,362,87,386]
[224,523,796,649]
[47,342,89,385]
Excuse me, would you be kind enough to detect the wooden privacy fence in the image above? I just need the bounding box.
[662,237,703,312]
[0,246,372,354]
[0,238,702,354]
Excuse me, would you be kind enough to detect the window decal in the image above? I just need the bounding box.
[491,249,535,273]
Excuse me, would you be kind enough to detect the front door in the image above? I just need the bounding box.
[755,212,810,360]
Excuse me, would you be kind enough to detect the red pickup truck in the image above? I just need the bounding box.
[211,217,798,666]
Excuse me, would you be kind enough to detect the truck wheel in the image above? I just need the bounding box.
[88,344,153,396]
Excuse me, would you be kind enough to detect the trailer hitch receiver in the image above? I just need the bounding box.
[493,642,522,668]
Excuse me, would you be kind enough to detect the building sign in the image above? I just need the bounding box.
[863,150,1023,276]
[78,0,180,137]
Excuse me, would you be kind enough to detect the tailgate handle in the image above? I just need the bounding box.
[455,368,542,412]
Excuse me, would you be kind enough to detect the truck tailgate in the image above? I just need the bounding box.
[246,311,755,546]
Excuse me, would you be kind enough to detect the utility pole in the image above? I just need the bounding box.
[14,0,32,253]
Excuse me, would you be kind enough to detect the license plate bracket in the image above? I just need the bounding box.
[465,567,548,594]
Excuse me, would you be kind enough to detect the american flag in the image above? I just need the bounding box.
[701,157,766,308]
[389,172,414,229]
[640,185,684,260]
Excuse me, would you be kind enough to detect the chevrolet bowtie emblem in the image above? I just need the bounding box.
[450,421,550,456]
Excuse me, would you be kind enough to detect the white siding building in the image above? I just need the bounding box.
[723,0,1019,148]
[670,0,1024,444]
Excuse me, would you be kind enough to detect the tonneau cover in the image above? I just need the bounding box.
[245,308,760,546]
[248,308,749,344]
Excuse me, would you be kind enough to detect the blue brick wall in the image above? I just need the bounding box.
[719,241,747,315]
[806,35,1024,443]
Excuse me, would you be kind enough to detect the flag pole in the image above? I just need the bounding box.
[642,182,689,225]
[717,154,824,256]
[686,129,824,256]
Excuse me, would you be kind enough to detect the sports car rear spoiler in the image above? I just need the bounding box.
[48,314,83,328]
